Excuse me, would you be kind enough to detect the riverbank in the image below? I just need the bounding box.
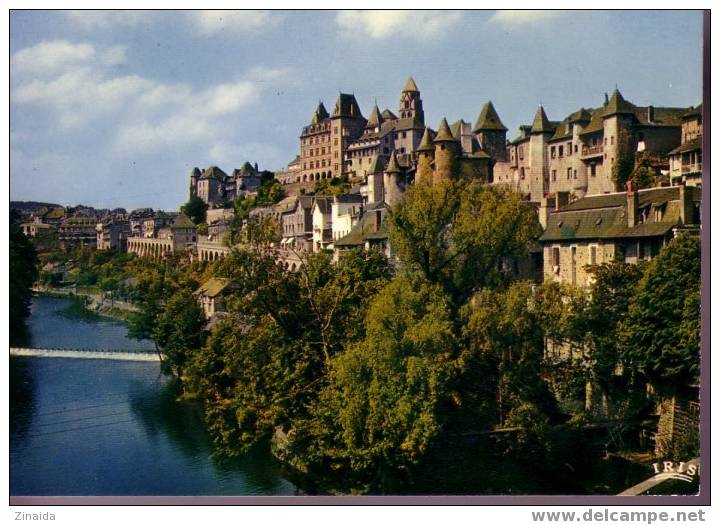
[33,285,137,322]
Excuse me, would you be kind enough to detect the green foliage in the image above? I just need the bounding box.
[290,274,458,491]
[611,128,636,191]
[388,179,542,303]
[152,289,207,377]
[10,211,39,331]
[314,176,351,196]
[619,234,701,390]
[181,195,208,225]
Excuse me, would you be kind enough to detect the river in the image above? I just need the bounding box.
[10,296,298,496]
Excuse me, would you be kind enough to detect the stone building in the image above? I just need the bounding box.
[496,90,689,203]
[127,213,197,259]
[280,195,315,251]
[539,183,701,287]
[311,196,334,251]
[58,216,98,251]
[298,94,366,183]
[96,220,132,251]
[668,104,703,187]
[333,202,391,262]
[190,163,267,208]
[345,78,426,180]
[195,277,231,319]
[331,193,364,242]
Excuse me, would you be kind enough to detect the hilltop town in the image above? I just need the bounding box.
[13,77,703,489]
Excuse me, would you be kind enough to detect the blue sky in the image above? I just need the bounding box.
[10,10,703,210]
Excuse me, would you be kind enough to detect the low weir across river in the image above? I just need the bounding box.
[10,347,160,361]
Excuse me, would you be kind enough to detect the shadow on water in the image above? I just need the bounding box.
[127,375,298,494]
[9,357,35,443]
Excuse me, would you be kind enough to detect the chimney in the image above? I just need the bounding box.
[626,180,639,227]
[555,191,570,210]
[679,183,695,225]
[647,106,655,123]
[604,93,609,106]
[539,195,554,229]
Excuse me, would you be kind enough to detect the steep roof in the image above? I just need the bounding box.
[332,93,364,119]
[366,104,384,128]
[311,102,329,124]
[403,77,419,92]
[386,150,402,173]
[200,166,228,181]
[531,106,555,134]
[394,116,425,131]
[367,155,387,174]
[473,101,508,132]
[569,108,592,123]
[604,89,635,116]
[540,186,700,242]
[334,204,389,247]
[190,167,202,178]
[313,195,333,214]
[171,213,196,229]
[382,108,398,120]
[434,118,457,142]
[417,127,435,152]
[195,277,230,298]
[668,137,702,155]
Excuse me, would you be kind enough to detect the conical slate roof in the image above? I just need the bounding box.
[332,93,364,118]
[381,108,398,120]
[417,127,435,152]
[604,89,635,117]
[569,108,592,123]
[367,155,386,174]
[403,77,419,92]
[473,101,507,132]
[531,106,554,134]
[434,118,457,142]
[310,102,329,125]
[200,166,228,180]
[386,150,402,174]
[366,104,384,128]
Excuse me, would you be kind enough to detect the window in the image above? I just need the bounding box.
[552,170,557,182]
[519,146,524,160]
[604,137,607,146]
[571,246,577,285]
[567,168,572,180]
[610,136,614,145]
[574,144,578,153]
[552,247,561,274]
[520,167,526,180]
[590,245,597,265]
[567,142,573,156]
[559,145,564,158]
[551,146,556,158]
[573,169,577,179]
[401,131,407,138]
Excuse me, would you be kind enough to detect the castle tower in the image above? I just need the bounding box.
[365,104,384,132]
[330,93,366,177]
[383,150,404,207]
[433,118,460,183]
[473,101,508,162]
[529,105,554,201]
[366,155,386,204]
[189,167,201,198]
[603,88,636,192]
[415,127,435,184]
[399,77,424,123]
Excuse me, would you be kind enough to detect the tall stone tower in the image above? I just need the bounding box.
[415,128,435,184]
[433,118,460,183]
[473,101,508,161]
[189,167,201,198]
[366,155,386,204]
[529,106,554,201]
[383,150,404,207]
[399,77,424,122]
[603,89,636,193]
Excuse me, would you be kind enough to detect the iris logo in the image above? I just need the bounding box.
[651,460,699,483]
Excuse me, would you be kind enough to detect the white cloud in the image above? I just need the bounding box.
[489,10,563,25]
[191,10,276,34]
[12,40,95,77]
[336,10,462,41]
[65,10,145,30]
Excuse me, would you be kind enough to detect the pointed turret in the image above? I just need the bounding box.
[332,93,364,119]
[310,102,329,125]
[434,118,457,142]
[190,167,201,178]
[604,88,635,117]
[386,150,402,173]
[366,104,384,129]
[417,127,435,152]
[403,77,419,92]
[473,101,508,133]
[531,106,554,134]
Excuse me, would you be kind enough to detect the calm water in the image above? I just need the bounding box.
[10,296,297,495]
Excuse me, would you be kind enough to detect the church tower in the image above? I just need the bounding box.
[399,77,425,123]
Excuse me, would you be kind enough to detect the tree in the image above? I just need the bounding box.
[10,211,39,334]
[181,195,208,225]
[152,289,207,377]
[388,179,542,304]
[619,234,701,391]
[290,274,458,492]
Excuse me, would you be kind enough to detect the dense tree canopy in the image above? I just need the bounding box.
[181,195,208,225]
[10,212,39,334]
